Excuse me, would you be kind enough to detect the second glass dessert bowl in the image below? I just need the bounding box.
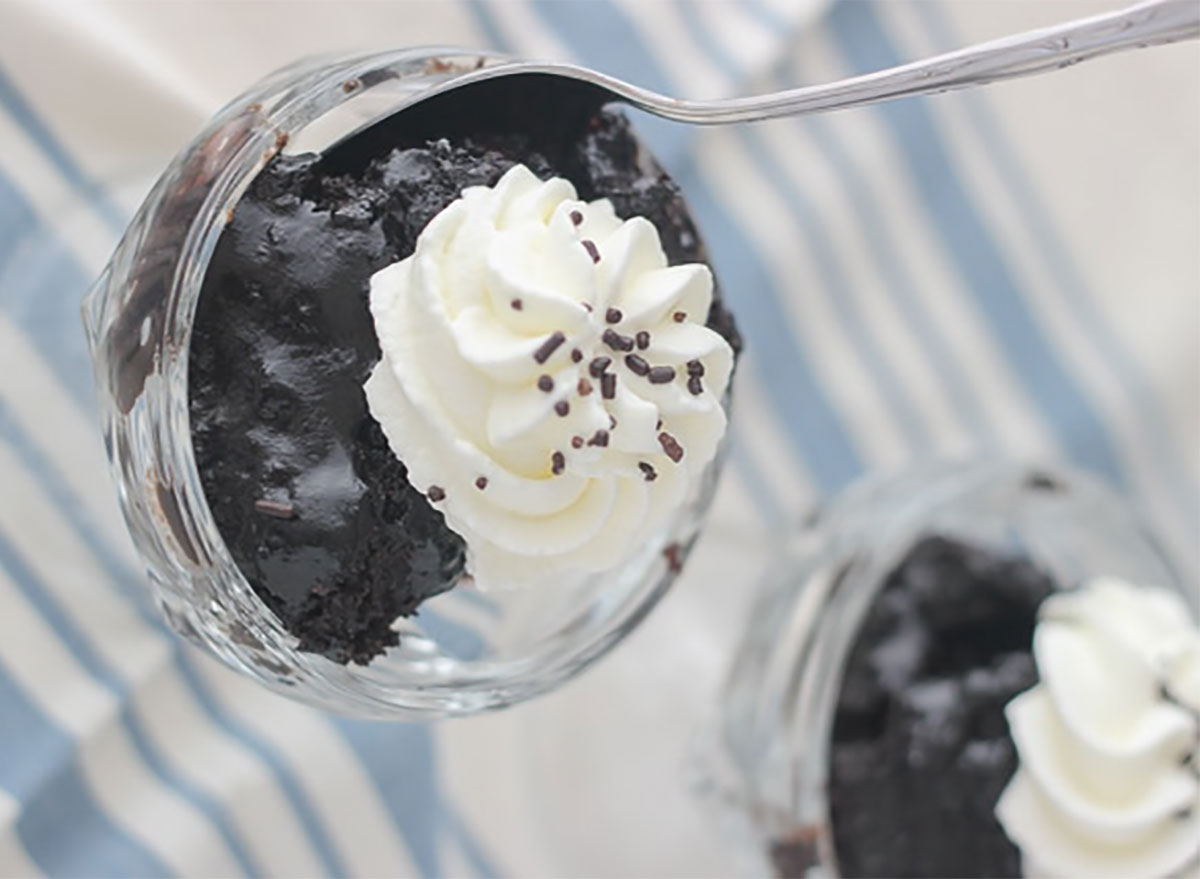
[83,48,734,720]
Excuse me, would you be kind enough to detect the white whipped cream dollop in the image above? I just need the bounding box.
[364,164,733,590]
[996,577,1200,878]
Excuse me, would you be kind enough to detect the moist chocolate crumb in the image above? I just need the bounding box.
[828,536,1054,878]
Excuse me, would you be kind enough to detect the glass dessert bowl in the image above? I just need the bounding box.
[82,48,739,719]
[706,460,1197,878]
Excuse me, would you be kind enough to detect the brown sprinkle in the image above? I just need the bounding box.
[511,298,523,311]
[686,359,705,377]
[688,375,704,396]
[648,365,676,384]
[254,499,296,520]
[427,486,446,502]
[609,414,617,429]
[673,311,687,323]
[551,451,566,475]
[533,331,566,364]
[587,429,610,448]
[635,330,651,350]
[603,329,635,352]
[606,307,623,324]
[537,375,554,392]
[569,209,584,226]
[475,476,489,490]
[581,239,601,263]
[656,418,663,430]
[582,302,593,312]
[571,348,583,363]
[625,353,650,376]
[577,378,594,396]
[555,400,570,417]
[658,431,685,463]
[664,542,684,573]
[571,435,585,449]
[638,462,658,482]
[601,373,617,399]
[589,356,612,378]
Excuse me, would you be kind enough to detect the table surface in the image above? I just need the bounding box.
[0,1,1196,876]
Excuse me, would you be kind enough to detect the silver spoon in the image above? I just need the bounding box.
[418,0,1198,125]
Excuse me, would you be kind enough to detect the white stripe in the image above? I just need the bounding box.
[187,656,423,879]
[733,355,818,510]
[0,790,41,879]
[489,1,574,60]
[0,326,416,875]
[692,1,782,77]
[0,567,242,878]
[0,111,116,274]
[612,0,730,98]
[877,0,1198,571]
[694,126,908,471]
[792,24,1056,460]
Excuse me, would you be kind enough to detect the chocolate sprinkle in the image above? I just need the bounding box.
[589,356,612,378]
[625,353,650,376]
[537,375,554,392]
[427,486,446,502]
[673,311,687,323]
[571,348,583,363]
[551,451,565,475]
[601,373,617,399]
[638,462,658,482]
[571,435,585,449]
[587,429,610,447]
[581,239,601,263]
[569,209,583,226]
[475,476,488,490]
[577,378,594,396]
[582,302,593,312]
[635,330,651,350]
[686,359,705,377]
[555,400,570,417]
[687,375,704,396]
[648,365,676,384]
[254,498,297,520]
[658,431,684,463]
[603,329,634,352]
[609,415,617,429]
[511,298,523,310]
[664,543,684,574]
[606,307,623,324]
[533,331,566,363]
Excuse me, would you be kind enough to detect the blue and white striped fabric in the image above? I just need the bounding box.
[1,1,1196,876]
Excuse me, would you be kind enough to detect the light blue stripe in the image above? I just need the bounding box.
[915,0,1198,527]
[519,0,865,492]
[828,1,1126,485]
[0,64,126,232]
[730,431,789,529]
[0,671,171,879]
[0,527,260,877]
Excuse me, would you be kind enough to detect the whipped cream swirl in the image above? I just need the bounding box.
[996,577,1200,878]
[364,164,733,590]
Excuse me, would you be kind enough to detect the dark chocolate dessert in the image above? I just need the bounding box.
[189,78,741,665]
[817,536,1055,879]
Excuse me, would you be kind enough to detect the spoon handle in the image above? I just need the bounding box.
[635,0,1199,124]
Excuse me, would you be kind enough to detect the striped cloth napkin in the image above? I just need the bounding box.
[0,1,1195,876]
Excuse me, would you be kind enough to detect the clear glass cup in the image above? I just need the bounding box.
[81,48,730,720]
[702,459,1190,877]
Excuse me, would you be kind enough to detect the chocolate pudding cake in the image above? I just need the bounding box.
[821,536,1054,878]
[189,78,741,665]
